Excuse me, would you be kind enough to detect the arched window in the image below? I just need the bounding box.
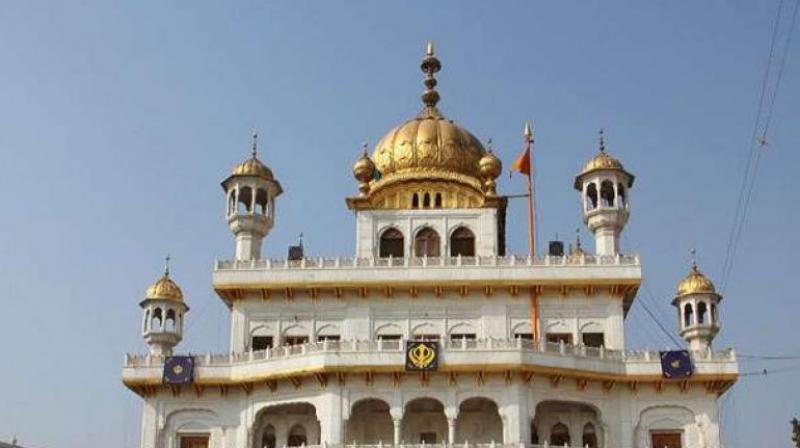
[423,193,431,208]
[684,303,694,327]
[698,301,708,325]
[550,423,570,446]
[711,303,718,324]
[586,183,598,210]
[261,425,276,448]
[414,227,440,257]
[238,186,253,213]
[165,309,176,331]
[412,193,420,209]
[450,227,475,257]
[600,180,615,207]
[617,183,626,207]
[379,228,404,258]
[287,424,307,447]
[151,308,163,331]
[435,193,442,208]
[582,422,598,448]
[256,188,269,215]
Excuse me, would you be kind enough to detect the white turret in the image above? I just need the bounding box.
[140,257,188,356]
[221,133,283,260]
[673,253,722,351]
[574,130,635,256]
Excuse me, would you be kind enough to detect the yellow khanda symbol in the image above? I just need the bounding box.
[670,360,681,369]
[173,364,184,375]
[409,343,436,369]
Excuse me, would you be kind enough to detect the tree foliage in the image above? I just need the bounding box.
[792,417,800,448]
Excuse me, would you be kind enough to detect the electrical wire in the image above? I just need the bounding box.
[721,0,799,291]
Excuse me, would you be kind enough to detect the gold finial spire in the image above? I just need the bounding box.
[524,122,533,140]
[251,131,259,158]
[361,140,369,157]
[420,40,442,112]
[690,248,697,270]
[598,128,606,152]
[163,254,171,277]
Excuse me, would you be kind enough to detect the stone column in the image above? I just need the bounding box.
[391,407,404,445]
[318,392,344,445]
[445,406,458,444]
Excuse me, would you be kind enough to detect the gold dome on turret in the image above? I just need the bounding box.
[574,130,635,190]
[229,133,278,183]
[144,258,184,302]
[676,265,719,299]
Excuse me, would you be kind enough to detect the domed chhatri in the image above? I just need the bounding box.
[574,129,634,190]
[230,132,278,183]
[144,261,184,302]
[349,42,501,210]
[676,265,718,298]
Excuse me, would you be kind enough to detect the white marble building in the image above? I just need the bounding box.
[123,44,737,448]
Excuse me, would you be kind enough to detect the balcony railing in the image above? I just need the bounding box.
[290,443,609,448]
[214,254,640,271]
[124,338,735,369]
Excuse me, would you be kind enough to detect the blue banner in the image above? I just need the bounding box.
[659,350,693,379]
[163,356,194,384]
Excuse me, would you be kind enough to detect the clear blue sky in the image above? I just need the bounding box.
[0,2,798,447]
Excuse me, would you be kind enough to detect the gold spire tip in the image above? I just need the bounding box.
[426,41,435,56]
[164,254,171,277]
[524,122,533,138]
[251,131,259,158]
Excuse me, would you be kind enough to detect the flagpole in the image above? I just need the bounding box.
[524,123,536,257]
[523,122,540,342]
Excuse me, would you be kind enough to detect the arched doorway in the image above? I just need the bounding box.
[455,397,503,443]
[449,227,475,257]
[252,403,320,448]
[260,425,276,448]
[534,401,603,448]
[346,399,393,444]
[402,398,447,444]
[287,425,307,447]
[414,227,441,257]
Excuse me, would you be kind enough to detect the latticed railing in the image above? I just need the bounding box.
[214,254,640,271]
[124,337,735,368]
[299,443,599,448]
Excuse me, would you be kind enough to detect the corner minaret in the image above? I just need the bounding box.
[222,133,283,260]
[574,130,635,256]
[673,251,722,351]
[140,257,189,356]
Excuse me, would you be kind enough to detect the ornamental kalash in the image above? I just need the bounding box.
[123,43,737,448]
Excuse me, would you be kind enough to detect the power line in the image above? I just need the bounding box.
[739,363,800,377]
[636,286,684,347]
[721,0,799,291]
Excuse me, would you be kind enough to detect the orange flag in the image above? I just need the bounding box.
[512,145,531,176]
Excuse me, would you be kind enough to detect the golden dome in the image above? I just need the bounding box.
[353,146,376,183]
[574,130,634,190]
[581,150,625,175]
[232,157,275,181]
[479,149,502,181]
[229,133,277,183]
[676,266,718,298]
[145,274,184,302]
[367,42,489,195]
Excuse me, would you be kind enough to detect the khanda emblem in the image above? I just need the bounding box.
[406,341,439,371]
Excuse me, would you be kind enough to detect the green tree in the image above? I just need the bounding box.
[792,418,800,448]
